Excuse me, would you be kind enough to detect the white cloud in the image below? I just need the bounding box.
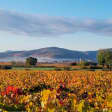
[0,9,112,37]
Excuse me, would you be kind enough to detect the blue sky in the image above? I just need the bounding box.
[0,0,112,51]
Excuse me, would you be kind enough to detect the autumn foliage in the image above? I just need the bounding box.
[0,70,111,111]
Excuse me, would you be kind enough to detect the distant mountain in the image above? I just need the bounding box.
[0,47,101,62]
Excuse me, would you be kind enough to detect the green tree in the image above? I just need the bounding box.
[104,50,112,69]
[97,50,112,69]
[97,50,105,67]
[26,57,37,66]
[80,61,89,66]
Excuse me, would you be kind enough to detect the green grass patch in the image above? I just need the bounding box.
[12,67,56,70]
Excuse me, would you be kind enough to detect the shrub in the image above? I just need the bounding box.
[64,67,71,71]
[55,68,62,71]
[70,62,77,66]
[80,66,88,69]
[0,65,12,69]
[79,61,89,66]
[89,65,102,69]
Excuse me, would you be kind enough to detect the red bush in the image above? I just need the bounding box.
[1,86,23,96]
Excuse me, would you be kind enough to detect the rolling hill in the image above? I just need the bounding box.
[0,47,99,62]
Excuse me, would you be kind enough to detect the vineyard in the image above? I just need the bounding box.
[0,70,112,111]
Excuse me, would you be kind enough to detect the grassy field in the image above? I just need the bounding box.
[12,66,56,70]
[12,66,103,72]
[0,70,111,111]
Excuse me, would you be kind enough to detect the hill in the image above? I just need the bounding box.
[0,47,99,62]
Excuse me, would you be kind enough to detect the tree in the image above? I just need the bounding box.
[104,50,112,69]
[80,61,89,66]
[97,50,105,67]
[26,57,37,66]
[97,50,112,69]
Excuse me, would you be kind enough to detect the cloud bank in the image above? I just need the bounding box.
[0,9,112,37]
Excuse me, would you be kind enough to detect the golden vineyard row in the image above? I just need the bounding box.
[0,70,111,111]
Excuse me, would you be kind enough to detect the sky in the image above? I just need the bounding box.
[0,0,112,51]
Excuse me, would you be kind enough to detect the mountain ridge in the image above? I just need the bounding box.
[0,47,111,62]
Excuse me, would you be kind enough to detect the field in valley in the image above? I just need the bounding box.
[0,70,111,111]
